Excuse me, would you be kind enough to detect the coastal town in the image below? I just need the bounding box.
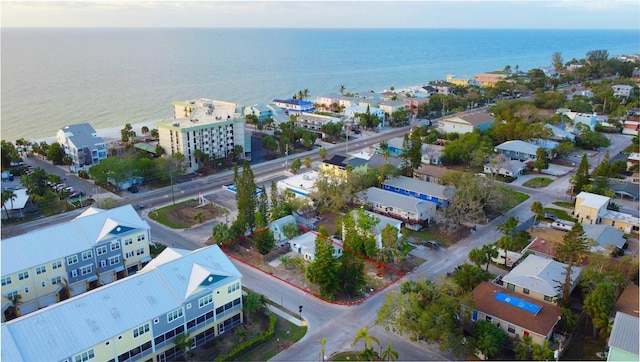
[1,49,640,362]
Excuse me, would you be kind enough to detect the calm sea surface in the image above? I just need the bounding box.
[1,28,639,141]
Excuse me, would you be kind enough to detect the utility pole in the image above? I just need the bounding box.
[169,170,176,205]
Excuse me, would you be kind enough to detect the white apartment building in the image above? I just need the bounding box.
[158,99,247,173]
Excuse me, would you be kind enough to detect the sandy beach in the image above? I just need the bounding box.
[32,120,161,146]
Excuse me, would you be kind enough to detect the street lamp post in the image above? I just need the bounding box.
[285,144,289,167]
[169,170,176,205]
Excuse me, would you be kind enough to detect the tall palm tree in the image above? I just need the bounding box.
[318,337,327,361]
[352,327,380,351]
[303,89,310,100]
[530,201,544,231]
[482,244,499,272]
[339,85,346,95]
[1,190,16,220]
[174,333,194,360]
[381,342,399,361]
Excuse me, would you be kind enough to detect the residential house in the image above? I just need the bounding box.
[276,170,319,199]
[474,72,507,87]
[1,205,151,322]
[350,209,402,249]
[344,104,386,128]
[269,215,298,243]
[500,254,582,305]
[622,120,639,136]
[418,85,437,97]
[471,281,562,345]
[272,98,315,114]
[446,74,474,86]
[366,153,404,169]
[1,245,243,362]
[494,140,552,162]
[438,111,494,134]
[401,96,429,115]
[376,137,406,158]
[558,110,597,132]
[430,80,454,95]
[612,84,633,98]
[243,104,273,122]
[609,180,640,201]
[381,176,455,208]
[522,237,556,260]
[294,112,341,139]
[1,188,31,220]
[582,224,627,254]
[607,312,639,362]
[413,164,451,184]
[421,144,444,165]
[544,124,576,142]
[158,99,247,173]
[626,153,640,170]
[574,191,610,225]
[356,187,437,231]
[601,211,640,235]
[289,231,343,261]
[624,172,639,184]
[483,159,526,179]
[56,123,108,172]
[320,154,368,179]
[379,100,406,121]
[314,93,343,110]
[611,283,639,319]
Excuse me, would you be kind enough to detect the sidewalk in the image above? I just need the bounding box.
[267,304,306,327]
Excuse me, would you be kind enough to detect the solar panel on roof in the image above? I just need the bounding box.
[495,292,542,314]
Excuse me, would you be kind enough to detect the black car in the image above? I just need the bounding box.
[128,186,139,193]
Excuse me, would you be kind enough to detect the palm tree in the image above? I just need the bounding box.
[381,342,399,361]
[496,216,518,236]
[352,327,380,351]
[193,212,205,224]
[174,333,194,360]
[359,347,378,361]
[481,244,499,272]
[1,189,16,220]
[339,85,346,95]
[303,89,310,100]
[4,293,22,321]
[468,247,488,270]
[530,201,544,231]
[150,128,159,140]
[318,147,327,160]
[318,337,327,361]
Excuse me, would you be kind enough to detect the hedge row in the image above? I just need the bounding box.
[214,313,277,362]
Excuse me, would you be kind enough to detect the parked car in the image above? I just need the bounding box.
[424,240,440,250]
[128,186,139,193]
[69,191,85,199]
[62,186,74,194]
[544,213,558,221]
[53,183,66,192]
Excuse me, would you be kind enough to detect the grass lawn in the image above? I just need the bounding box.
[230,315,307,361]
[509,189,530,205]
[522,177,553,188]
[544,207,577,222]
[147,199,196,229]
[553,201,575,209]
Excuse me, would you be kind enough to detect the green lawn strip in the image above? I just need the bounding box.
[510,190,530,204]
[543,207,577,222]
[522,177,553,188]
[226,314,306,361]
[147,199,198,229]
[552,201,574,209]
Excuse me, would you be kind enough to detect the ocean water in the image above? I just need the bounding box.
[1,28,638,141]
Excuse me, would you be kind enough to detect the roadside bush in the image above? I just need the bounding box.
[214,313,276,362]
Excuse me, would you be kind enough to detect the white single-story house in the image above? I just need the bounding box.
[483,160,526,178]
[289,231,343,262]
[1,189,31,220]
[438,111,494,134]
[356,187,437,231]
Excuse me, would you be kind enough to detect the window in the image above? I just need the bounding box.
[71,270,78,278]
[544,295,553,302]
[1,276,12,286]
[124,238,133,246]
[109,256,120,266]
[81,251,93,261]
[96,246,107,256]
[52,260,62,270]
[51,276,61,285]
[80,265,92,276]
[508,325,516,334]
[36,265,47,275]
[485,316,492,322]
[227,282,240,294]
[67,255,79,265]
[100,260,107,268]
[6,290,18,299]
[125,251,134,258]
[523,288,530,295]
[74,348,95,362]
[133,323,150,338]
[137,234,146,242]
[136,248,145,256]
[199,294,213,308]
[167,307,183,323]
[42,281,46,288]
[111,242,120,251]
[18,271,29,280]
[24,286,29,293]
[507,283,515,291]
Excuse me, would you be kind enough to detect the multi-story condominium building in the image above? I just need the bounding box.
[294,112,341,138]
[1,205,151,321]
[612,84,633,98]
[1,245,243,362]
[56,123,108,172]
[159,99,247,173]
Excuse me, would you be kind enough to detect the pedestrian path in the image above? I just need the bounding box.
[267,304,306,327]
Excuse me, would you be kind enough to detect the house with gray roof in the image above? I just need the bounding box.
[438,111,494,134]
[56,123,108,172]
[1,244,243,362]
[494,140,554,161]
[607,312,639,362]
[501,254,582,305]
[381,175,455,207]
[582,224,627,254]
[350,209,402,249]
[483,159,526,179]
[544,124,576,142]
[356,187,437,230]
[413,164,451,184]
[1,204,151,321]
[289,231,343,261]
[609,179,640,201]
[269,215,298,243]
[243,103,273,122]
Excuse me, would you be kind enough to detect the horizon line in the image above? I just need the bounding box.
[1,26,637,30]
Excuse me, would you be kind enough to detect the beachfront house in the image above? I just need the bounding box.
[56,123,108,172]
[1,245,243,362]
[471,281,562,346]
[1,205,151,321]
[437,111,494,134]
[356,187,436,230]
[243,104,273,122]
[158,99,248,173]
[273,98,315,114]
[381,176,455,208]
[473,72,508,87]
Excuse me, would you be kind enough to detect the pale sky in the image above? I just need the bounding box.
[2,0,639,29]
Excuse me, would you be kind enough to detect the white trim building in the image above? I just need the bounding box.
[56,123,108,172]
